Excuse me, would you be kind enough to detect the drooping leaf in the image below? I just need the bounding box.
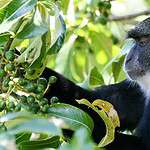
[16,8,48,39]
[47,15,66,55]
[77,99,120,147]
[18,136,61,150]
[0,0,38,34]
[48,103,94,134]
[55,34,77,77]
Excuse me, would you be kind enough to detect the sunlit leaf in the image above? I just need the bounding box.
[48,103,94,134]
[47,15,66,55]
[0,0,38,34]
[18,136,61,150]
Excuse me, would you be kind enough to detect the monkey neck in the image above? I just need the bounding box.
[136,72,150,103]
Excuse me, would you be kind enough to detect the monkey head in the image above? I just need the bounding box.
[124,17,150,96]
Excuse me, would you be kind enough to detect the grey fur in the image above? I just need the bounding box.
[125,18,150,80]
[128,17,150,38]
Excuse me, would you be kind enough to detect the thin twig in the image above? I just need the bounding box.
[109,9,150,21]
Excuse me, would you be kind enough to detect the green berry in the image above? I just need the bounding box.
[15,104,21,111]
[5,50,15,61]
[37,78,47,86]
[20,95,27,103]
[27,95,35,103]
[103,1,111,9]
[36,84,45,93]
[98,1,104,9]
[5,63,15,71]
[26,68,35,75]
[49,76,57,84]
[0,101,6,111]
[99,15,108,25]
[18,78,27,86]
[8,101,15,109]
[0,68,6,78]
[50,96,59,104]
[2,78,10,87]
[36,93,44,100]
[41,105,49,113]
[25,83,35,92]
[0,124,7,132]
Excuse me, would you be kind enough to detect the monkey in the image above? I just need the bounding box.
[41,17,150,150]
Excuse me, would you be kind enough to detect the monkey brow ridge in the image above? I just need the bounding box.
[127,17,150,39]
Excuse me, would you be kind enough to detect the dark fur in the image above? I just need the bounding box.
[41,17,150,150]
[42,68,145,150]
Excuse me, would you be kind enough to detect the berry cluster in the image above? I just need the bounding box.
[0,48,59,114]
[98,1,111,25]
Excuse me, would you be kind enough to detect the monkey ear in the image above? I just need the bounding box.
[127,17,150,39]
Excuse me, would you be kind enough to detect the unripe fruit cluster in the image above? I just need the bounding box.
[0,48,59,114]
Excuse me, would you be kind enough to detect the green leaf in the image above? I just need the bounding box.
[0,0,12,9]
[16,37,43,65]
[59,128,96,150]
[55,34,77,77]
[47,15,66,55]
[16,132,32,144]
[89,67,104,86]
[112,55,125,82]
[6,119,62,136]
[0,0,38,34]
[0,112,32,123]
[18,136,61,150]
[0,33,10,46]
[16,8,48,39]
[48,103,94,134]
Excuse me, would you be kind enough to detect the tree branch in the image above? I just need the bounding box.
[109,9,150,21]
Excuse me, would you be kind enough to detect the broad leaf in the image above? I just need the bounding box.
[16,8,48,39]
[0,0,38,34]
[6,119,62,136]
[47,15,66,55]
[18,136,61,150]
[16,132,32,144]
[48,103,94,134]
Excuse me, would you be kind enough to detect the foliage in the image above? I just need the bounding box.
[0,0,147,150]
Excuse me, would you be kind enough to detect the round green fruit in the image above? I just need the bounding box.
[49,76,57,84]
[27,95,35,103]
[50,96,59,104]
[5,50,15,61]
[4,63,15,72]
[37,78,47,86]
[0,68,6,78]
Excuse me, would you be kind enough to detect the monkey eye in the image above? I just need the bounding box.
[138,37,150,46]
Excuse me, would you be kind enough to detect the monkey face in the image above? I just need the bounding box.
[124,36,150,80]
[124,17,150,95]
[124,18,150,82]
